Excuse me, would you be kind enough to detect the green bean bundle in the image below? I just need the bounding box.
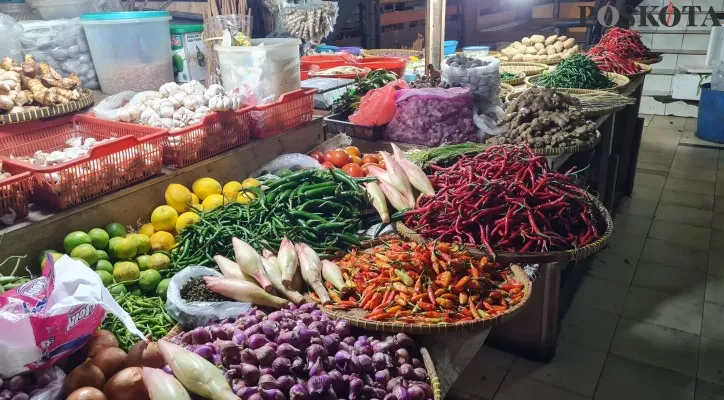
[102,293,175,351]
[171,168,372,271]
[535,54,614,90]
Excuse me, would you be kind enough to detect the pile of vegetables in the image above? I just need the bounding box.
[498,34,579,63]
[327,239,526,323]
[0,369,58,400]
[534,54,614,90]
[330,69,397,114]
[101,294,176,351]
[500,71,519,81]
[168,304,435,399]
[588,51,641,75]
[487,88,597,148]
[404,145,607,255]
[587,26,654,62]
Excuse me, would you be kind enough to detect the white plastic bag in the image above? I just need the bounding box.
[166,266,251,328]
[441,55,501,106]
[250,153,321,177]
[0,13,23,63]
[91,91,155,121]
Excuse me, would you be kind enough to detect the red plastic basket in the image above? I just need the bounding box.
[353,57,407,77]
[249,89,316,139]
[163,106,253,168]
[0,167,31,219]
[0,115,166,209]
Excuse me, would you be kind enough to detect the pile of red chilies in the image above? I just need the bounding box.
[588,51,640,75]
[588,26,652,61]
[403,145,604,256]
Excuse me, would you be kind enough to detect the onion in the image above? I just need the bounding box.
[9,376,24,391]
[85,330,119,357]
[272,357,291,376]
[10,394,28,400]
[67,387,107,400]
[276,375,295,392]
[104,367,149,400]
[126,341,164,369]
[254,345,275,366]
[92,347,127,378]
[248,334,269,350]
[239,364,260,385]
[289,384,309,400]
[191,327,211,345]
[64,359,106,395]
[276,343,301,358]
[193,345,214,360]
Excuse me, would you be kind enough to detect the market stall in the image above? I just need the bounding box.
[0,7,658,399]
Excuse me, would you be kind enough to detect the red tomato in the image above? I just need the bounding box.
[321,161,335,169]
[361,163,377,176]
[361,154,378,165]
[345,146,361,157]
[342,163,365,178]
[309,151,325,164]
[349,155,363,166]
[329,149,350,167]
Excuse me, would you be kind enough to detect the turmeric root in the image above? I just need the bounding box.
[39,62,80,90]
[26,78,62,106]
[21,54,36,78]
[0,57,21,73]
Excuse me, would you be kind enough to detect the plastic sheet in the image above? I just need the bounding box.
[166,266,252,328]
[250,153,321,177]
[91,90,156,121]
[0,13,23,62]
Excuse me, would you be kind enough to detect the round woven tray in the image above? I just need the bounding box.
[501,71,526,86]
[0,88,94,125]
[317,262,531,334]
[505,89,630,117]
[499,82,514,102]
[396,192,613,264]
[361,48,423,58]
[479,130,601,156]
[637,53,663,65]
[500,62,549,77]
[525,72,629,93]
[163,324,443,400]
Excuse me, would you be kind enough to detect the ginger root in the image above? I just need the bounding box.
[0,56,21,73]
[21,54,36,78]
[39,62,80,90]
[0,71,20,94]
[27,78,62,106]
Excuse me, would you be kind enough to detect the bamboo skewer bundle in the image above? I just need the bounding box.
[204,0,251,84]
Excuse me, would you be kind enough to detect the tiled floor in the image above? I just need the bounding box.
[449,115,724,400]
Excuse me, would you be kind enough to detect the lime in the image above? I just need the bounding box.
[41,253,62,272]
[108,283,127,296]
[113,261,140,285]
[95,270,114,287]
[38,249,58,266]
[88,228,110,250]
[138,269,162,294]
[72,257,90,267]
[156,278,171,300]
[95,259,114,274]
[147,253,171,271]
[127,234,152,255]
[70,244,99,266]
[64,231,92,254]
[136,255,151,271]
[114,238,137,259]
[277,169,293,177]
[105,222,127,239]
[96,249,109,262]
[129,287,143,296]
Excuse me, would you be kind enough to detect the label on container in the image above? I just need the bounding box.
[171,32,207,83]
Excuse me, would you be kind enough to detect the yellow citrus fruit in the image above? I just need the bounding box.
[191,193,200,205]
[192,177,222,201]
[113,238,137,259]
[176,212,201,232]
[190,203,205,212]
[202,194,225,210]
[165,183,192,213]
[138,223,155,238]
[223,181,243,201]
[236,191,257,205]
[150,205,179,232]
[150,231,176,251]
[241,177,261,188]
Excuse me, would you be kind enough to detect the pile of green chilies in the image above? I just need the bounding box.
[102,293,175,351]
[535,54,614,90]
[171,169,372,271]
[500,71,519,80]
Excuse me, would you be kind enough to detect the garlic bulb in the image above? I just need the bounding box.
[204,84,225,101]
[159,82,180,97]
[183,94,205,111]
[117,108,132,122]
[140,108,160,123]
[159,100,175,118]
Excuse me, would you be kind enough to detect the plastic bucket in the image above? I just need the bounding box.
[444,40,458,55]
[33,0,92,19]
[80,11,174,94]
[216,38,301,101]
[697,83,724,143]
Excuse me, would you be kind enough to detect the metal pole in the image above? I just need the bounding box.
[425,0,446,69]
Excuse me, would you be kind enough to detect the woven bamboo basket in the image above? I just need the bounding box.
[396,191,613,264]
[0,88,94,125]
[625,62,652,79]
[361,48,423,58]
[505,89,631,117]
[501,71,526,86]
[475,130,601,156]
[162,324,443,400]
[500,62,549,77]
[525,72,629,93]
[637,53,663,65]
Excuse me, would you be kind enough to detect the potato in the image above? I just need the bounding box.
[536,48,546,56]
[544,35,557,46]
[530,34,545,44]
[546,46,556,55]
[522,54,535,62]
[525,46,537,55]
[561,50,572,60]
[512,41,524,48]
[554,41,564,53]
[512,53,524,61]
[563,38,576,49]
[522,37,532,46]
[534,43,544,51]
[557,35,567,42]
[570,44,580,54]
[548,54,561,63]
[500,55,510,61]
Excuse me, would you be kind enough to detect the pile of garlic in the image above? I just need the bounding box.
[0,160,9,179]
[115,81,244,133]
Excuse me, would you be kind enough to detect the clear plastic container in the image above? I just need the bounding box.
[216,38,301,102]
[33,0,92,19]
[462,45,491,58]
[0,0,39,21]
[80,11,174,94]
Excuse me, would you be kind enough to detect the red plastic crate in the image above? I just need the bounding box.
[163,106,253,168]
[0,167,31,219]
[0,115,166,209]
[249,89,316,139]
[353,57,407,77]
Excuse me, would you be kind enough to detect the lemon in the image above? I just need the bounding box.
[190,203,205,212]
[127,233,152,255]
[202,194,225,210]
[88,228,110,250]
[236,191,257,205]
[139,269,162,294]
[150,231,176,251]
[114,238,137,259]
[192,177,222,201]
[223,181,243,201]
[70,244,99,266]
[191,193,200,205]
[151,205,179,232]
[105,222,127,239]
[113,261,140,285]
[165,183,193,213]
[138,223,155,238]
[241,177,261,188]
[64,231,92,254]
[176,212,201,232]
[147,253,171,271]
